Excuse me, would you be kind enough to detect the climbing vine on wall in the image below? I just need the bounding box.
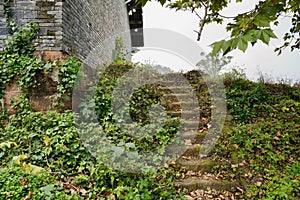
[3,0,18,33]
[0,21,81,111]
[0,22,39,98]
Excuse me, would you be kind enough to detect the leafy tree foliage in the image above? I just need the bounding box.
[197,52,232,78]
[132,0,299,55]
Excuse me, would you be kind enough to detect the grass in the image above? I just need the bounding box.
[0,62,299,199]
[213,75,300,199]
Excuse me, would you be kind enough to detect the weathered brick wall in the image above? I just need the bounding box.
[1,0,131,112]
[0,1,9,49]
[0,0,63,51]
[0,0,131,61]
[62,0,131,62]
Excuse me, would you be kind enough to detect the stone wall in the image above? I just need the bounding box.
[0,1,6,48]
[0,0,131,62]
[62,0,131,62]
[1,0,132,113]
[0,0,63,51]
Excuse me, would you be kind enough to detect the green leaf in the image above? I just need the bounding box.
[22,163,45,175]
[222,40,232,55]
[159,0,167,6]
[255,30,262,40]
[244,30,258,42]
[113,146,125,158]
[0,141,17,149]
[12,154,29,165]
[135,0,148,6]
[40,184,55,196]
[254,16,271,27]
[238,37,248,52]
[211,40,225,56]
[231,38,239,48]
[125,143,135,149]
[264,29,277,39]
[44,63,52,70]
[261,30,270,44]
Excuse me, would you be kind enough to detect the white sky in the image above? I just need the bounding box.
[132,1,300,82]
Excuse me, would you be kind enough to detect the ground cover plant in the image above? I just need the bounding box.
[213,73,300,199]
[0,22,299,199]
[0,23,186,200]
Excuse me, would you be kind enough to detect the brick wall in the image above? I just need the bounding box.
[0,0,64,51]
[62,0,131,62]
[0,0,8,49]
[0,0,131,62]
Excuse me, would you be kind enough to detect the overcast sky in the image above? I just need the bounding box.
[132,1,300,83]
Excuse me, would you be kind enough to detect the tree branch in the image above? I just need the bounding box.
[196,0,211,41]
[217,13,235,19]
[191,9,203,20]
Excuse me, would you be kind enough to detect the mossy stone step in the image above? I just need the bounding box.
[176,159,217,173]
[159,86,196,92]
[176,177,238,192]
[157,75,203,84]
[166,110,210,119]
[164,102,200,111]
[179,122,204,131]
[181,120,201,126]
[168,144,211,157]
[163,93,195,99]
[158,80,199,86]
[168,101,199,106]
[183,144,209,157]
[166,110,199,118]
[167,144,209,157]
[180,131,215,142]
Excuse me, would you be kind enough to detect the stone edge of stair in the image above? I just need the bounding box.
[176,159,217,173]
[175,177,238,192]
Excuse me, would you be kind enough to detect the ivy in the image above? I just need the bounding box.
[0,21,82,112]
[3,0,18,34]
[0,22,40,98]
[91,63,180,153]
[55,58,81,108]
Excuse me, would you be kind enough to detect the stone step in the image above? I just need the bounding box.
[166,110,199,118]
[157,75,202,84]
[163,93,195,99]
[166,110,210,119]
[158,80,199,86]
[168,101,199,106]
[163,102,200,112]
[168,144,211,157]
[162,92,209,101]
[176,158,217,173]
[180,131,215,142]
[159,86,196,93]
[183,144,210,157]
[181,120,201,127]
[176,177,238,192]
[179,121,204,132]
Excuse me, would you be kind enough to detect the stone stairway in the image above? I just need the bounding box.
[154,71,240,198]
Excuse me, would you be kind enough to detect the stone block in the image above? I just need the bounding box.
[3,81,22,115]
[0,4,4,18]
[55,2,63,6]
[23,11,38,19]
[0,27,8,35]
[47,10,61,15]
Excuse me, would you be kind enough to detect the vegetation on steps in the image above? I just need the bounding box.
[0,23,299,199]
[0,23,185,200]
